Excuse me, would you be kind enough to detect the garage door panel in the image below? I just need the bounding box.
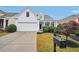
[17,22,39,31]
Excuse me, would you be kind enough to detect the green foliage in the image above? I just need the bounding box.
[54,27,60,32]
[43,26,54,33]
[6,24,17,32]
[57,24,64,30]
[43,26,49,32]
[49,26,54,33]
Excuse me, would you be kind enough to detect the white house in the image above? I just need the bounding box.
[14,9,39,32]
[0,8,54,32]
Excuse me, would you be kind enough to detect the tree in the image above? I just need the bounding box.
[62,28,72,40]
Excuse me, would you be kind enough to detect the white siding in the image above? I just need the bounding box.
[17,22,39,31]
[16,9,39,32]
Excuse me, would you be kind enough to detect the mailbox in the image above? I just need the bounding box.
[54,36,66,48]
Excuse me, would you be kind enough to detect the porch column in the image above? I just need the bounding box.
[3,19,6,29]
[43,21,45,26]
[49,21,51,26]
[54,21,58,27]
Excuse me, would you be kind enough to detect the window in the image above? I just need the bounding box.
[26,12,29,17]
[40,16,42,19]
[45,22,49,26]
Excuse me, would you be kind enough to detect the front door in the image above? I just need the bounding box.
[39,24,42,30]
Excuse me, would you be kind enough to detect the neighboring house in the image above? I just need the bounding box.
[0,10,18,30]
[0,8,54,32]
[55,15,79,26]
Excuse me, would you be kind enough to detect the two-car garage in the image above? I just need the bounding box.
[15,9,39,32]
[16,22,39,32]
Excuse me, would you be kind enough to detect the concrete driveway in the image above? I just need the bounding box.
[0,32,37,52]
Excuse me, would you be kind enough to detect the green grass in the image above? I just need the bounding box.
[37,33,54,52]
[56,46,79,52]
[0,32,9,37]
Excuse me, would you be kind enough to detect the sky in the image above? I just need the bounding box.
[0,6,79,20]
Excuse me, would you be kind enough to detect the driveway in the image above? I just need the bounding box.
[0,32,37,52]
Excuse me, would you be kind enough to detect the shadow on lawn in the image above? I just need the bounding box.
[55,39,79,48]
[70,35,79,41]
[66,40,79,48]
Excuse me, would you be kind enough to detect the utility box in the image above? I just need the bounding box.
[54,36,66,48]
[59,40,66,48]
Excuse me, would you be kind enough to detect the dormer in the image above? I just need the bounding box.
[36,13,44,20]
[25,9,32,17]
[15,8,37,22]
[26,12,29,17]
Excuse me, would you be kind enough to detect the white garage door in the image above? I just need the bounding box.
[17,22,39,31]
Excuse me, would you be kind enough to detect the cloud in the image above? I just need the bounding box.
[72,10,79,14]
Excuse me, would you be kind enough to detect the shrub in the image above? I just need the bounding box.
[43,26,49,33]
[6,24,17,32]
[49,26,54,33]
[43,26,54,33]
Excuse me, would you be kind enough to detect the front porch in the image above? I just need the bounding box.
[0,19,8,30]
[39,21,54,32]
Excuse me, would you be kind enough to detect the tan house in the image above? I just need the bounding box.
[55,15,79,26]
[0,10,18,30]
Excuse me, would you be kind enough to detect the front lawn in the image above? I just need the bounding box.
[37,32,79,52]
[56,47,79,52]
[0,32,9,37]
[37,33,54,52]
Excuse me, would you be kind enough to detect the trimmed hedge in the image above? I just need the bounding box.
[6,24,17,32]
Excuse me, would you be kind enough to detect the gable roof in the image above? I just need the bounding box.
[0,11,19,18]
[44,15,53,21]
[61,15,77,21]
[3,12,19,17]
[36,13,54,21]
[56,15,79,24]
[0,10,5,13]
